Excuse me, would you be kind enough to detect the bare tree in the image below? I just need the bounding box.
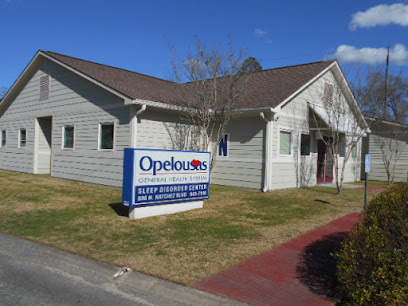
[171,40,247,168]
[352,69,408,123]
[351,68,408,184]
[311,81,366,194]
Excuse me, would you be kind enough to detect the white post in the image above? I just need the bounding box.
[129,105,146,219]
[260,112,273,192]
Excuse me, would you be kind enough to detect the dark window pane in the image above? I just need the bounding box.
[1,130,5,147]
[20,129,26,148]
[64,126,74,149]
[301,134,311,155]
[100,124,114,150]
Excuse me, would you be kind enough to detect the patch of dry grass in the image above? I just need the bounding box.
[0,169,383,285]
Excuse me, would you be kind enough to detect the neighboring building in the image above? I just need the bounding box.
[0,51,369,190]
[361,118,408,182]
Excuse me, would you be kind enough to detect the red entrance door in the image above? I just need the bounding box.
[317,139,333,184]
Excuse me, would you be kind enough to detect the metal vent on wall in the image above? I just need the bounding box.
[39,75,50,100]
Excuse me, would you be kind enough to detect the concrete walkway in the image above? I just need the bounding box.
[193,212,363,306]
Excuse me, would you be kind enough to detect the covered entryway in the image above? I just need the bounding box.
[317,138,333,183]
[34,116,52,174]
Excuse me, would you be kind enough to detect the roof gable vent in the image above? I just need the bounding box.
[39,75,50,100]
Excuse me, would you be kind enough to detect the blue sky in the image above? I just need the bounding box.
[0,0,407,92]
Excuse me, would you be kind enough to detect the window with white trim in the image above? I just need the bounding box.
[63,125,75,149]
[279,131,291,155]
[99,123,114,150]
[19,129,26,148]
[218,134,229,157]
[0,130,6,148]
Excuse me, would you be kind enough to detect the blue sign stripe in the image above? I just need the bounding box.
[122,148,135,206]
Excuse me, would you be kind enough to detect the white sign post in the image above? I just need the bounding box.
[122,148,211,219]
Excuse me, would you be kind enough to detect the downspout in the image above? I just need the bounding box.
[130,104,147,148]
[260,110,274,192]
[136,104,147,117]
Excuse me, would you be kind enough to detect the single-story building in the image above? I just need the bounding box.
[0,51,369,191]
[361,118,408,182]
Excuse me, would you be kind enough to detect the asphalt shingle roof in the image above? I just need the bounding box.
[42,51,335,110]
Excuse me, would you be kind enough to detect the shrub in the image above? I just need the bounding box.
[337,183,408,305]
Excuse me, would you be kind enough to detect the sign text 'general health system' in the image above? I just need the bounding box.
[122,148,211,207]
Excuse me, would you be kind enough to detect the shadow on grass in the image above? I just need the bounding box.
[108,203,128,217]
[296,232,348,301]
[314,199,331,204]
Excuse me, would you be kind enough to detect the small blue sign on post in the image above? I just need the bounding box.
[364,154,371,210]
[122,148,211,208]
[365,154,371,173]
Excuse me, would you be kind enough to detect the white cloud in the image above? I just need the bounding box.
[254,28,267,36]
[331,44,408,66]
[350,3,408,30]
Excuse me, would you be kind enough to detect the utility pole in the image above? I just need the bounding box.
[384,46,390,120]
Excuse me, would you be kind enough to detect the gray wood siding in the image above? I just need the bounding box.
[270,69,362,188]
[365,134,408,182]
[211,117,264,189]
[0,119,35,173]
[0,59,130,187]
[137,114,265,189]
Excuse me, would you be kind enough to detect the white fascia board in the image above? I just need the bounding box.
[131,98,276,117]
[366,116,408,129]
[332,61,370,131]
[131,98,190,112]
[39,52,133,104]
[273,61,336,112]
[231,107,275,117]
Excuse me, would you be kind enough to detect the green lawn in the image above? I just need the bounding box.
[0,169,384,285]
[349,180,397,188]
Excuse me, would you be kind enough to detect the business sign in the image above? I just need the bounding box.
[365,154,371,173]
[122,148,211,207]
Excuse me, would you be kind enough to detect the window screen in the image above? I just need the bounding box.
[280,131,291,155]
